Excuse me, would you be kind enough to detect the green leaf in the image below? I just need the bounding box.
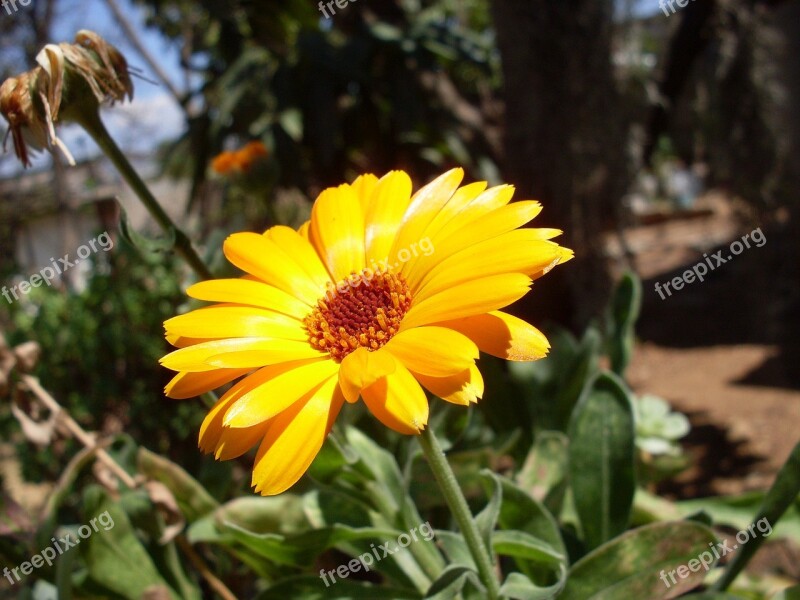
[345,427,406,515]
[568,371,636,549]
[674,492,800,543]
[215,495,307,535]
[683,594,745,599]
[771,584,800,600]
[341,427,446,580]
[476,470,502,554]
[153,538,202,600]
[554,327,603,431]
[301,489,432,588]
[137,447,218,522]
[54,536,79,600]
[495,477,565,556]
[559,521,718,600]
[223,522,402,566]
[491,530,564,568]
[435,530,477,570]
[424,565,485,600]
[256,575,421,599]
[80,486,180,599]
[516,430,569,516]
[492,476,566,588]
[713,440,800,592]
[631,488,683,526]
[303,488,374,531]
[498,572,566,600]
[307,435,358,483]
[607,270,641,377]
[509,325,601,433]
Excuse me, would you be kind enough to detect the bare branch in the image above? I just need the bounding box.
[103,0,183,103]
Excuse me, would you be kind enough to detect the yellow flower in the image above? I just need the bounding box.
[161,169,573,495]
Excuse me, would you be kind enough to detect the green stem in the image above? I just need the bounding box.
[418,426,500,599]
[76,109,212,280]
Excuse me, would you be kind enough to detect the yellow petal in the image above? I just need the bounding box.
[364,170,412,263]
[205,341,326,369]
[401,273,532,330]
[414,231,568,301]
[164,306,306,341]
[415,184,517,255]
[251,376,344,495]
[406,200,541,289]
[445,183,518,233]
[385,326,477,377]
[199,359,322,451]
[186,279,310,319]
[165,335,217,349]
[391,168,463,273]
[338,347,396,403]
[351,173,380,215]
[420,181,488,241]
[435,311,550,361]
[413,364,484,406]
[199,391,244,453]
[223,232,324,305]
[263,226,332,291]
[310,184,366,281]
[161,338,322,372]
[447,201,552,247]
[224,359,339,428]
[530,247,575,280]
[361,362,429,434]
[165,368,251,400]
[297,220,311,240]
[213,421,270,460]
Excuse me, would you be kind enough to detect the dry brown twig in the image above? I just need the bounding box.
[19,374,139,489]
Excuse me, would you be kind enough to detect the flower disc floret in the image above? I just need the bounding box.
[304,271,412,361]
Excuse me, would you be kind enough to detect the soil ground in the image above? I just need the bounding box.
[609,194,800,497]
[609,194,800,585]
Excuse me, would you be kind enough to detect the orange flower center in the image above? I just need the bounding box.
[304,271,412,362]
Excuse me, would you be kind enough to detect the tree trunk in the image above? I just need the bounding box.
[490,0,626,330]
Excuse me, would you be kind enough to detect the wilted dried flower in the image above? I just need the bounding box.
[0,30,134,168]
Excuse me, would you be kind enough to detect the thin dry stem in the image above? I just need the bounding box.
[20,374,138,489]
[176,536,237,600]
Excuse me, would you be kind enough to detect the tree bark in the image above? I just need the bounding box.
[490,0,626,329]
